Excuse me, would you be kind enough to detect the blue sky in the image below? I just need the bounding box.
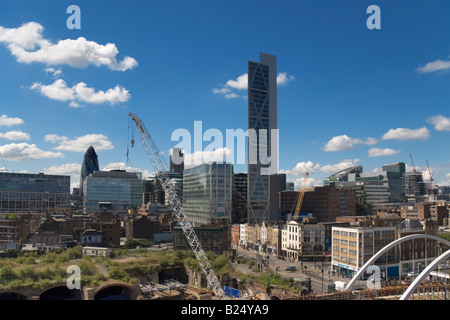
[1,0,450,190]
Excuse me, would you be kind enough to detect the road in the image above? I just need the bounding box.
[234,246,353,294]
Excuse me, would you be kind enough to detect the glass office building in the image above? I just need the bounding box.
[182,162,233,227]
[0,172,70,214]
[83,170,143,213]
[248,52,278,223]
[80,146,100,196]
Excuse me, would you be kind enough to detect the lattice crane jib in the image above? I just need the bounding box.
[128,113,226,298]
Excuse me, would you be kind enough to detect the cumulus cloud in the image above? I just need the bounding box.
[382,127,430,141]
[368,147,401,157]
[279,161,321,176]
[0,130,30,141]
[0,22,137,71]
[30,79,130,106]
[427,115,450,132]
[102,162,153,178]
[45,133,114,152]
[0,143,64,161]
[213,72,295,99]
[43,162,82,190]
[320,159,360,174]
[44,67,62,78]
[323,135,377,152]
[276,72,295,86]
[0,115,24,127]
[417,59,450,74]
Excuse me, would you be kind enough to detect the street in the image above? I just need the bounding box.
[234,246,355,294]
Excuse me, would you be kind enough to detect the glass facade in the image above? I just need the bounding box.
[183,162,232,227]
[83,170,143,213]
[0,172,70,213]
[80,146,100,196]
[248,53,277,223]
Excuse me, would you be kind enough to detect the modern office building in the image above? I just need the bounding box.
[0,172,70,214]
[182,162,233,227]
[382,162,406,202]
[247,52,278,223]
[232,172,248,223]
[83,170,143,214]
[79,146,100,196]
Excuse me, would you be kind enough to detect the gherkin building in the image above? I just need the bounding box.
[80,146,99,196]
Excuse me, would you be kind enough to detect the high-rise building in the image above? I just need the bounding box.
[247,52,278,223]
[0,172,70,214]
[382,162,406,202]
[80,146,100,196]
[182,162,233,227]
[170,147,184,175]
[83,170,143,214]
[404,171,425,203]
[232,173,248,224]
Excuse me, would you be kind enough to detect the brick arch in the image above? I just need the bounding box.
[345,234,450,291]
[93,281,139,300]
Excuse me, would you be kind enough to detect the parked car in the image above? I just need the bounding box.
[285,266,297,272]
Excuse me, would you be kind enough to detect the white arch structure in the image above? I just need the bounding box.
[345,234,450,291]
[400,248,450,300]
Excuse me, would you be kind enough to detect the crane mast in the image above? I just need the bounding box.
[128,113,225,298]
[293,172,309,221]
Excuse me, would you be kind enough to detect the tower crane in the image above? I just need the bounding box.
[128,113,228,299]
[293,172,309,221]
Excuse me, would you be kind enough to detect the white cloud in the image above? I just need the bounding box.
[0,22,138,71]
[279,161,321,177]
[31,79,75,102]
[30,79,130,106]
[226,73,248,90]
[320,159,360,174]
[102,162,153,178]
[277,72,295,86]
[293,176,321,189]
[382,127,430,141]
[427,115,450,132]
[0,115,24,127]
[417,59,450,74]
[0,143,64,161]
[368,147,401,157]
[0,130,30,141]
[45,133,114,152]
[323,135,377,152]
[44,67,62,78]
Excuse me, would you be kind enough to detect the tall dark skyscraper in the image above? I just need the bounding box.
[170,147,184,175]
[80,146,100,196]
[247,52,278,223]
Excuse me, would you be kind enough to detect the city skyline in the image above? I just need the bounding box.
[1,1,450,191]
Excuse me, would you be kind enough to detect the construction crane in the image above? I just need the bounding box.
[426,159,433,195]
[128,113,228,299]
[409,153,416,172]
[293,172,309,221]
